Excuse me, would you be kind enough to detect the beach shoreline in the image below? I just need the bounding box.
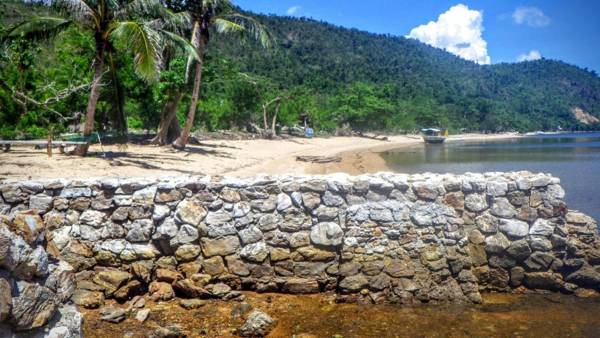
[0,132,521,180]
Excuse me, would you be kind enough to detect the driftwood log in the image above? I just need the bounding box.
[296,155,342,163]
[355,131,389,141]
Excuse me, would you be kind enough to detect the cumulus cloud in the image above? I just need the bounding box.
[407,4,491,65]
[286,6,301,15]
[517,50,542,62]
[512,7,550,27]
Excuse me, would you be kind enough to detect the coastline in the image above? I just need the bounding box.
[0,132,521,180]
[305,132,522,175]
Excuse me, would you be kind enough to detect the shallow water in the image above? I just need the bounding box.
[381,132,600,222]
[82,292,600,338]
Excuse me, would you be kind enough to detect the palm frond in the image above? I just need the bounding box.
[214,18,244,34]
[53,0,97,26]
[115,0,162,19]
[160,30,200,61]
[218,13,272,48]
[2,16,72,43]
[110,21,162,82]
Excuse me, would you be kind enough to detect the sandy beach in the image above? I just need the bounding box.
[0,133,519,180]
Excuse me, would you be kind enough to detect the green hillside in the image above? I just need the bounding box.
[211,14,600,132]
[1,1,599,139]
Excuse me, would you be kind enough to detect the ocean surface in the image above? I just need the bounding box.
[381,132,600,223]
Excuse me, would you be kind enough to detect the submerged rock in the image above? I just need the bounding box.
[238,310,276,337]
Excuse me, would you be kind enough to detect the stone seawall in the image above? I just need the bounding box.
[1,172,600,334]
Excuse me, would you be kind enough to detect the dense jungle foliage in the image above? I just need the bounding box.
[1,0,599,140]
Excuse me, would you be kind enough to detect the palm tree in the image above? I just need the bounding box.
[5,0,196,155]
[171,0,270,149]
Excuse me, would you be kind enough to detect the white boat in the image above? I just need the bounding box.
[421,128,446,144]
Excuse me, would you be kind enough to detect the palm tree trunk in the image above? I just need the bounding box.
[74,51,105,156]
[173,22,205,149]
[151,90,183,145]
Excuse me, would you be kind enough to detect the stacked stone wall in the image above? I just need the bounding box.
[1,172,600,332]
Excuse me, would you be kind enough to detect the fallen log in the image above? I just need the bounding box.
[355,132,389,141]
[296,155,342,163]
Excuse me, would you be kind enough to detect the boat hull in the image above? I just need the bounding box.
[422,136,446,144]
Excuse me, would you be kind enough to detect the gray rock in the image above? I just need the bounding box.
[29,194,53,213]
[232,202,251,218]
[201,222,237,239]
[99,306,126,323]
[529,236,553,251]
[10,281,58,330]
[322,191,345,207]
[301,192,321,211]
[566,267,600,289]
[240,242,269,263]
[60,187,91,198]
[506,240,532,260]
[239,226,263,245]
[314,206,339,221]
[152,204,171,221]
[79,210,105,227]
[205,211,233,226]
[132,186,157,205]
[126,219,154,243]
[524,251,554,271]
[238,310,276,337]
[529,219,554,237]
[251,197,277,213]
[370,207,394,222]
[485,232,510,254]
[339,274,369,292]
[490,198,516,218]
[499,219,529,238]
[465,194,488,212]
[257,213,282,232]
[289,232,310,248]
[154,218,178,240]
[276,193,292,211]
[486,181,508,197]
[135,308,150,322]
[473,213,497,234]
[113,195,133,207]
[175,199,207,226]
[310,222,343,247]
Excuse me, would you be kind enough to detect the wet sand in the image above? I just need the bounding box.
[82,292,600,338]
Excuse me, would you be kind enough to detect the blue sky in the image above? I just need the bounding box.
[235,0,600,72]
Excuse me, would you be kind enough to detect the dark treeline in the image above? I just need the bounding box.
[1,0,599,143]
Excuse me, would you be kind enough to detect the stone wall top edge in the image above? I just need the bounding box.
[0,171,559,187]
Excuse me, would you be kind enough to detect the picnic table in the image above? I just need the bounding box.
[0,140,89,153]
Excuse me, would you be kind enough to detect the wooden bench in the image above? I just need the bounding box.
[0,140,89,153]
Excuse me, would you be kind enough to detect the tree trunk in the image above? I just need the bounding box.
[262,103,268,130]
[173,22,205,150]
[151,90,183,145]
[271,102,281,135]
[74,49,105,156]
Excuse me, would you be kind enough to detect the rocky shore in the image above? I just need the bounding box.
[1,171,599,336]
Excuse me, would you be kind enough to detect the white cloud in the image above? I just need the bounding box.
[517,50,542,62]
[286,5,301,16]
[512,7,550,27]
[407,4,491,65]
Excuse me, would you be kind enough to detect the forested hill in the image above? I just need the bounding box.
[211,13,600,132]
[1,1,600,137]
